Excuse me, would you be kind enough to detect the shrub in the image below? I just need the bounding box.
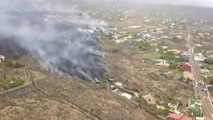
[99,77,108,89]
[136,98,147,105]
[204,58,213,65]
[138,41,155,51]
[11,54,21,60]
[2,60,24,68]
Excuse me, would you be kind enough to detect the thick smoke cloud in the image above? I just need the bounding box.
[0,0,108,81]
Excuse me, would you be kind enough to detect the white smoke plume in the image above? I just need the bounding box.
[0,0,108,81]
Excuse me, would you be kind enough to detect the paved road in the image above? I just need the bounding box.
[187,27,213,120]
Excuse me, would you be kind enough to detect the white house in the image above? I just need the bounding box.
[196,117,204,120]
[161,46,168,50]
[143,34,151,40]
[155,59,170,67]
[175,35,183,39]
[0,55,5,63]
[121,93,132,100]
[194,53,205,62]
[115,82,123,88]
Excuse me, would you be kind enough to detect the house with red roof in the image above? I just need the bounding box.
[169,113,195,120]
[178,62,191,72]
[169,113,185,120]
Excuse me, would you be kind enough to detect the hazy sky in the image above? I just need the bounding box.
[133,0,213,8]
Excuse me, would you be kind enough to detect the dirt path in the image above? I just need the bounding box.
[26,68,100,120]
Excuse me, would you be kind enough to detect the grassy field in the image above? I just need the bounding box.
[0,77,25,91]
[142,52,162,59]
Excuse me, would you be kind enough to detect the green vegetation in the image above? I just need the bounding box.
[0,77,25,90]
[10,54,21,60]
[159,52,188,72]
[138,41,155,51]
[99,77,108,89]
[169,62,184,73]
[2,60,25,68]
[187,96,202,117]
[136,97,147,105]
[159,52,188,63]
[142,52,162,59]
[144,105,170,116]
[0,54,24,69]
[204,58,213,65]
[166,96,175,104]
[154,91,176,106]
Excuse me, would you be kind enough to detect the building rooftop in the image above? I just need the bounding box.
[169,113,184,120]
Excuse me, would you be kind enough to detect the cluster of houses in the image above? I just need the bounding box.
[95,10,213,119]
[155,50,192,69]
[109,15,190,45]
[107,78,206,120]
[140,92,205,120]
[169,96,204,120]
[160,47,213,79]
[107,79,139,101]
[156,48,206,68]
[142,93,204,120]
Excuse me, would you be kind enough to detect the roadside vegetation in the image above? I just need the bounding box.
[159,52,188,63]
[204,58,213,65]
[137,97,170,116]
[169,62,184,73]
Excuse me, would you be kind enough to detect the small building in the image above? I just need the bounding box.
[121,93,132,100]
[142,94,156,104]
[194,44,202,47]
[161,36,170,39]
[114,82,123,88]
[156,59,167,64]
[156,59,170,67]
[176,35,183,39]
[115,39,125,43]
[195,117,204,120]
[143,34,151,40]
[181,115,195,120]
[127,25,141,29]
[180,52,190,59]
[200,68,211,75]
[194,53,205,62]
[169,113,196,120]
[169,113,185,120]
[168,102,180,112]
[144,19,151,24]
[0,55,5,63]
[143,58,154,64]
[167,49,182,55]
[178,62,191,72]
[161,45,169,50]
[183,71,194,81]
